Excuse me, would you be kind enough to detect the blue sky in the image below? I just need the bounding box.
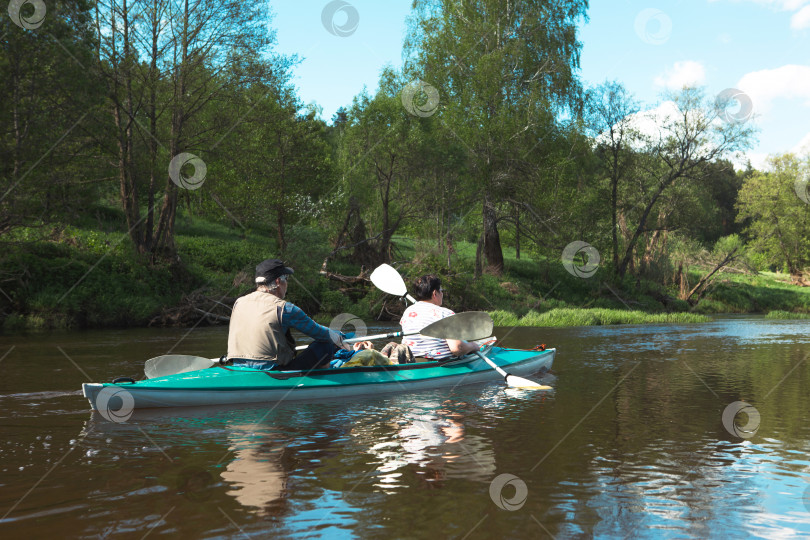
[271,1,810,168]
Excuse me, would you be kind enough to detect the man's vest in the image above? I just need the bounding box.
[226,290,295,365]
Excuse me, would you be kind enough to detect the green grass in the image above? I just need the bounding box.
[764,310,810,320]
[694,270,810,314]
[4,216,810,331]
[490,307,710,327]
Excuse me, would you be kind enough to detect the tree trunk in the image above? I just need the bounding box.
[482,194,504,274]
[617,174,677,278]
[611,175,619,271]
[276,207,286,252]
[144,0,163,254]
[515,205,520,260]
[277,151,287,251]
[474,233,484,279]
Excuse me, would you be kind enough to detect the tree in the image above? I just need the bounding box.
[405,0,589,274]
[737,153,810,281]
[587,81,640,271]
[92,0,282,259]
[613,87,755,278]
[0,0,100,235]
[337,70,438,265]
[198,77,333,252]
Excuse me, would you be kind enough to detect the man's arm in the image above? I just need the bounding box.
[281,303,350,349]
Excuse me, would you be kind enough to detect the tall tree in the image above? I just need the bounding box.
[205,81,332,251]
[93,0,281,258]
[339,72,432,265]
[611,88,755,278]
[0,0,99,235]
[405,0,588,274]
[587,81,639,271]
[737,153,810,281]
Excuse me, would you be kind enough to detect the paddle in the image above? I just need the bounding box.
[142,314,494,379]
[371,265,552,390]
[143,354,218,379]
[370,263,417,304]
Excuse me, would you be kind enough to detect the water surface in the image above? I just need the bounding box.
[1,317,809,538]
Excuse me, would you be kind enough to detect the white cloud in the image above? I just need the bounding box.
[791,5,810,27]
[718,0,810,11]
[717,32,733,44]
[597,101,761,170]
[738,152,770,171]
[654,61,706,89]
[737,64,810,113]
[714,0,810,29]
[791,131,810,154]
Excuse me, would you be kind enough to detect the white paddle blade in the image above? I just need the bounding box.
[370,264,408,297]
[504,375,552,390]
[421,311,494,341]
[144,355,215,379]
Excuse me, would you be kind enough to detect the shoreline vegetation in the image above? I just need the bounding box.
[3,210,809,333]
[6,2,810,336]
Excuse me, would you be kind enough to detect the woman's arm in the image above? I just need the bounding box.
[446,339,479,357]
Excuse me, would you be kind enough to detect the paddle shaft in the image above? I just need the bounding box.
[475,350,509,378]
[293,330,406,351]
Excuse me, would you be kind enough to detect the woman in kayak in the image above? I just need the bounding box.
[226,259,352,371]
[400,275,479,360]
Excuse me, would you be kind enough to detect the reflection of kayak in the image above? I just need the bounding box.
[82,347,555,410]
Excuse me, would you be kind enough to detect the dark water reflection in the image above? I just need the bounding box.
[1,317,809,538]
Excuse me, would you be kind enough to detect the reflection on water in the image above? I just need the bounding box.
[356,399,497,489]
[2,317,810,538]
[221,425,289,517]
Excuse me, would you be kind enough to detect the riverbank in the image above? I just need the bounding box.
[3,210,809,331]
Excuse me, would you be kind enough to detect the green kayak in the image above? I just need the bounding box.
[82,347,555,411]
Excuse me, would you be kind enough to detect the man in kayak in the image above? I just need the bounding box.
[399,274,479,360]
[226,259,351,370]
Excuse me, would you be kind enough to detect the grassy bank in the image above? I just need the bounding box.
[3,209,810,331]
[490,308,711,327]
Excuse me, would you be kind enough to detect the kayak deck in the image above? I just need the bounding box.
[82,347,555,410]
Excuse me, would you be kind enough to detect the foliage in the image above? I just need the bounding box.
[8,1,810,332]
[405,0,590,273]
[0,0,100,235]
[737,153,810,276]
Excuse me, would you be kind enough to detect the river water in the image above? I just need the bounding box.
[1,317,809,539]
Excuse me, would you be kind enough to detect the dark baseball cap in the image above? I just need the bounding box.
[255,259,294,284]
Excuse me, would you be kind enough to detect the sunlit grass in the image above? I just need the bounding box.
[764,310,810,320]
[491,307,710,327]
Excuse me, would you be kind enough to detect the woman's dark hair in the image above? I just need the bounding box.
[413,274,441,301]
